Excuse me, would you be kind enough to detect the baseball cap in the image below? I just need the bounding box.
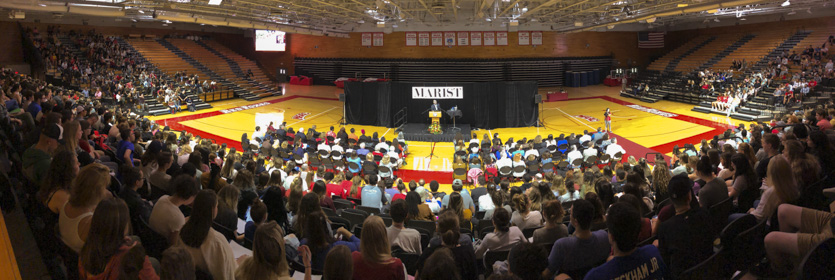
[668,174,692,201]
[42,123,63,141]
[452,179,463,187]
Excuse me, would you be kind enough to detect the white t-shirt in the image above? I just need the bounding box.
[149,195,185,237]
[387,226,422,254]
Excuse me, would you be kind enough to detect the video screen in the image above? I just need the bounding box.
[255,30,286,51]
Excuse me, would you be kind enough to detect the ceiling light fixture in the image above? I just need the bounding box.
[713,18,719,22]
[574,21,583,26]
[677,3,688,7]
[208,0,222,5]
[781,0,790,7]
[646,17,656,23]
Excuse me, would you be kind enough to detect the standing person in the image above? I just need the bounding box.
[604,108,613,133]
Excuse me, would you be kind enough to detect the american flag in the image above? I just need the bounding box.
[638,32,665,48]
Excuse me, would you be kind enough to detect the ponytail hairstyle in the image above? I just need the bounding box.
[436,210,461,247]
[492,207,511,233]
[512,193,530,214]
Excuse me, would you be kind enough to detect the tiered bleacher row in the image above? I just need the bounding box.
[623,27,835,121]
[294,57,614,87]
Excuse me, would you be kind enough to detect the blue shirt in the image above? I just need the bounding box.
[300,235,361,271]
[117,140,135,167]
[244,221,256,241]
[548,230,611,274]
[361,185,388,209]
[584,245,670,280]
[27,102,41,117]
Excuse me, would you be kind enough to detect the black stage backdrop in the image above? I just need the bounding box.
[344,81,538,129]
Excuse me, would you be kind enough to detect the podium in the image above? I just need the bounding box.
[428,111,442,134]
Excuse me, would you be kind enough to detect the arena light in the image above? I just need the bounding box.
[208,0,222,5]
[574,21,583,26]
[646,17,656,23]
[781,0,790,7]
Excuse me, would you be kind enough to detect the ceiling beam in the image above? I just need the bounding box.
[519,0,561,18]
[497,0,523,17]
[540,0,592,17]
[415,0,440,21]
[452,0,458,18]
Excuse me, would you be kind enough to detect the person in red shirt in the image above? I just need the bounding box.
[324,172,346,199]
[711,93,724,110]
[815,109,832,131]
[340,173,354,198]
[391,183,408,202]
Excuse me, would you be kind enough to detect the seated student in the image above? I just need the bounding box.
[149,174,199,243]
[419,248,460,280]
[300,211,361,271]
[416,210,479,280]
[559,180,581,203]
[235,221,293,280]
[160,247,195,280]
[119,166,153,222]
[656,175,714,277]
[60,163,111,253]
[244,198,268,242]
[79,198,158,279]
[148,151,174,192]
[179,190,237,280]
[312,180,336,211]
[387,200,422,254]
[442,179,475,214]
[584,203,671,280]
[216,186,243,242]
[543,199,611,279]
[533,200,569,246]
[361,175,389,209]
[352,216,406,280]
[756,203,835,277]
[508,242,549,280]
[475,208,525,259]
[510,193,543,230]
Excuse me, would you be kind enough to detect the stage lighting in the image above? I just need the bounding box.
[208,0,222,5]
[781,0,790,7]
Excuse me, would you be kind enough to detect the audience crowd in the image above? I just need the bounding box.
[2,29,835,280]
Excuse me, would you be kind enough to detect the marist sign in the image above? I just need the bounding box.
[411,86,464,99]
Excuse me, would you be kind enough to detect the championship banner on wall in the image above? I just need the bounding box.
[361,33,372,46]
[372,33,384,46]
[457,32,469,46]
[470,32,482,46]
[518,31,530,45]
[444,32,456,46]
[412,86,464,99]
[419,32,430,46]
[405,32,417,46]
[531,31,543,45]
[483,32,495,46]
[431,32,443,46]
[496,32,508,45]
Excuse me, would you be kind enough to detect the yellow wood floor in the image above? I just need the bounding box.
[0,212,23,280]
[151,84,757,171]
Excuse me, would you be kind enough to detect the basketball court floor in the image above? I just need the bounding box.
[149,84,756,186]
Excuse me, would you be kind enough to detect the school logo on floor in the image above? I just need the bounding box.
[292,112,310,120]
[575,115,600,122]
[625,104,678,118]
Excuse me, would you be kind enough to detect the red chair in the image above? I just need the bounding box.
[289,76,301,84]
[299,76,312,85]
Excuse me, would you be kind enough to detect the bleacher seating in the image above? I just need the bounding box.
[196,40,281,96]
[169,39,281,99]
[674,34,740,72]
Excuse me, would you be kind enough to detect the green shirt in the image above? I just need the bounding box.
[22,146,51,185]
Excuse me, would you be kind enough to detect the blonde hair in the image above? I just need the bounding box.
[235,222,290,279]
[217,186,240,211]
[652,163,672,195]
[178,145,192,157]
[61,120,81,153]
[359,216,393,265]
[69,163,110,208]
[767,156,799,204]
